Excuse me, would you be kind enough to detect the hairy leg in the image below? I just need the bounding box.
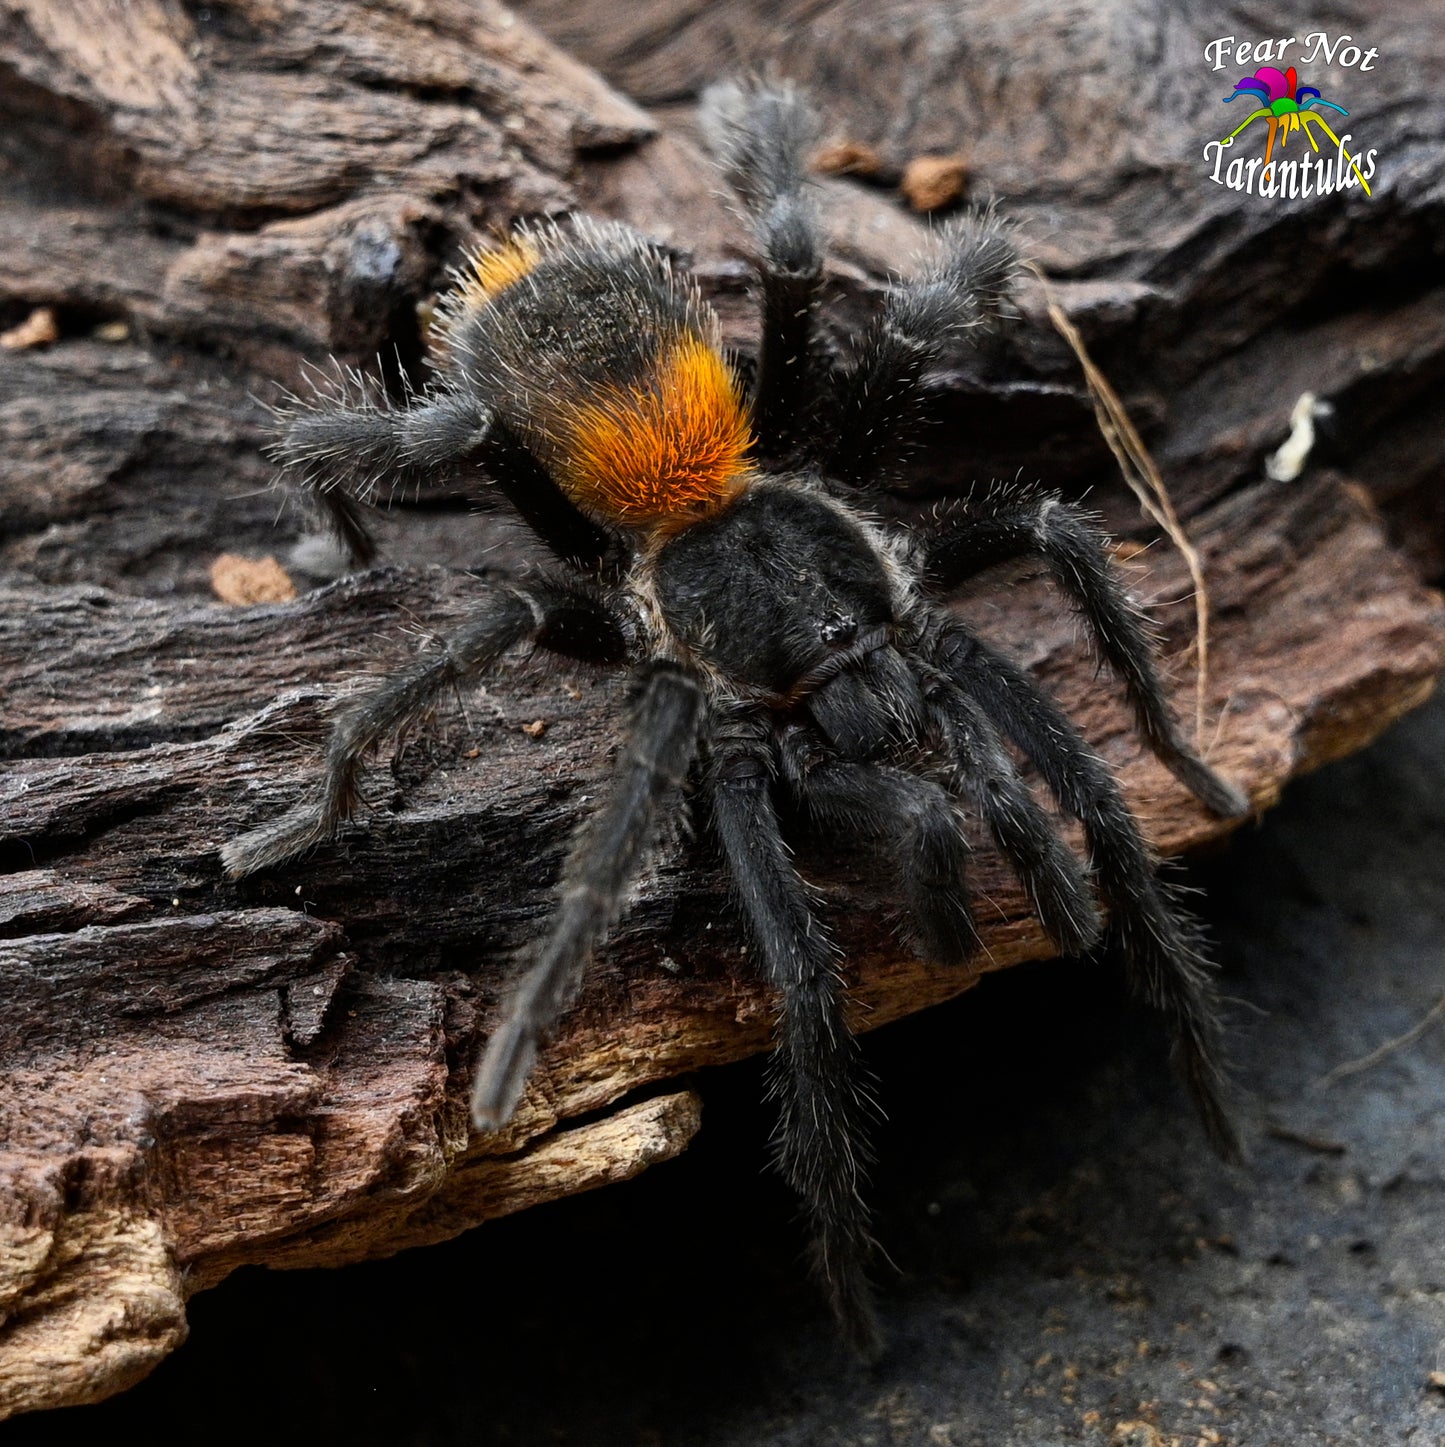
[272,378,494,566]
[222,582,626,877]
[822,207,1018,486]
[274,379,613,570]
[927,622,1240,1160]
[699,78,827,463]
[471,663,705,1127]
[777,722,977,965]
[919,670,1103,957]
[709,711,882,1358]
[921,490,1248,819]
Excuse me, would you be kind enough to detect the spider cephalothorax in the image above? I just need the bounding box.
[224,79,1249,1356]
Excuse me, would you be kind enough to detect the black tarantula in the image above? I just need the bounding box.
[223,79,1249,1356]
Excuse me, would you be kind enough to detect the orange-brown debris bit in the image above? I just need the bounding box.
[458,236,542,311]
[209,554,297,605]
[560,335,753,530]
[901,154,970,212]
[813,140,888,178]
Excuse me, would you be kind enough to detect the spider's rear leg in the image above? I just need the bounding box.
[221,581,627,878]
[923,491,1249,820]
[471,662,704,1128]
[929,625,1241,1161]
[822,207,1020,487]
[699,78,827,463]
[709,712,882,1359]
[918,672,1104,958]
[777,723,977,966]
[272,382,494,568]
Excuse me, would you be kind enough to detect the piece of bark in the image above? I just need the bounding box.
[2,0,1444,1420]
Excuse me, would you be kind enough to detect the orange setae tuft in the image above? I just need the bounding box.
[561,335,753,529]
[458,237,542,309]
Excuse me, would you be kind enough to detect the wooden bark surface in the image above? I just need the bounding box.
[1,0,1443,1418]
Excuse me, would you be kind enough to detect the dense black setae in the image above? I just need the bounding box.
[223,77,1250,1358]
[653,486,897,699]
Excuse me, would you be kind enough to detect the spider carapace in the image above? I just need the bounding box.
[224,79,1250,1357]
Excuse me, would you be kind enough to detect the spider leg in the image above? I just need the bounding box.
[470,422,616,571]
[917,669,1104,957]
[709,712,882,1358]
[922,490,1248,819]
[272,381,494,567]
[1222,108,1270,145]
[776,722,978,966]
[221,581,628,877]
[925,622,1241,1161]
[699,78,826,463]
[822,207,1019,487]
[275,379,613,571]
[471,662,705,1128]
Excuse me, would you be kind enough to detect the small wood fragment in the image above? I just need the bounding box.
[901,154,969,211]
[813,139,889,178]
[0,306,58,350]
[210,554,298,606]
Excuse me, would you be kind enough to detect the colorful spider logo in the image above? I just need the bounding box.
[1221,65,1372,195]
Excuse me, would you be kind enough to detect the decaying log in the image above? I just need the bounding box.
[1,0,1443,1418]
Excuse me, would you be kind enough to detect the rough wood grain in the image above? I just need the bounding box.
[1,0,1442,1419]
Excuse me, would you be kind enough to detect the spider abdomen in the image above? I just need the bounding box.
[441,220,753,533]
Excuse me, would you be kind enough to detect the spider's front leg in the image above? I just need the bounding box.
[707,711,882,1359]
[272,380,494,567]
[699,78,827,463]
[915,671,1104,957]
[221,580,627,878]
[927,623,1241,1160]
[471,662,705,1128]
[776,722,978,966]
[921,490,1249,819]
[777,644,1100,962]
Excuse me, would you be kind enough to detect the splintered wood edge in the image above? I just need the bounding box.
[253,1089,704,1275]
[0,1092,702,1417]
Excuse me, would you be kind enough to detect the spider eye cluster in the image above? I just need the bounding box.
[650,484,897,696]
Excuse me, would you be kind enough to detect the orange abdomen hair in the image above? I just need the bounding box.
[443,224,754,534]
[456,237,543,309]
[555,335,754,531]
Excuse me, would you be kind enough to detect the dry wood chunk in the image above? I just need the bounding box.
[901,154,969,211]
[209,554,298,606]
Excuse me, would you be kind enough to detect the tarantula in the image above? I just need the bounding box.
[223,79,1249,1356]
